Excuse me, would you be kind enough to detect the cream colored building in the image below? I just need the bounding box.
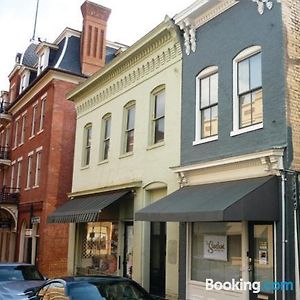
[52,18,182,299]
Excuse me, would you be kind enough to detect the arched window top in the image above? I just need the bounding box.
[124,100,136,109]
[84,122,92,129]
[102,112,111,120]
[234,45,262,62]
[151,84,165,95]
[197,66,218,79]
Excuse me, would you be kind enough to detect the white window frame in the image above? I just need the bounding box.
[37,48,50,75]
[31,102,38,137]
[16,158,22,190]
[26,152,33,189]
[20,113,27,145]
[150,86,165,145]
[82,124,92,167]
[10,162,16,192]
[34,151,42,187]
[100,115,111,161]
[194,66,219,145]
[19,70,30,93]
[39,96,46,132]
[231,45,263,136]
[13,119,19,149]
[122,102,135,154]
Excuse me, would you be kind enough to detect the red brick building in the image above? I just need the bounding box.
[0,1,124,277]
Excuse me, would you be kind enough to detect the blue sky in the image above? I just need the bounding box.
[0,0,193,90]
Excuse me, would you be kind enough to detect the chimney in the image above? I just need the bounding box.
[80,1,111,76]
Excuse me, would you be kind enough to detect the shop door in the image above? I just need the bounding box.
[123,222,133,278]
[249,223,275,300]
[150,222,166,298]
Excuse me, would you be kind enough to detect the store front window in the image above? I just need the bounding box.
[191,222,242,282]
[77,222,118,275]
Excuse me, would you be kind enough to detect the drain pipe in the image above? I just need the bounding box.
[281,173,286,300]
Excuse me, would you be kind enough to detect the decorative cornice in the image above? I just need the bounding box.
[75,34,182,116]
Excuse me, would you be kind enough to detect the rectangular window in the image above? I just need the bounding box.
[38,53,44,74]
[200,72,218,138]
[124,105,135,153]
[31,104,38,137]
[39,98,46,131]
[102,117,111,160]
[238,52,262,128]
[34,152,42,187]
[13,121,19,148]
[191,222,242,283]
[152,90,165,144]
[16,160,22,190]
[26,155,33,188]
[10,163,15,192]
[20,114,26,145]
[83,125,92,166]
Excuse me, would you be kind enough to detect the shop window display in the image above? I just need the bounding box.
[78,222,118,275]
[191,222,242,283]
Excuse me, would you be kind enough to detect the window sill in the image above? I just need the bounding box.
[32,185,39,189]
[37,129,44,135]
[80,165,90,170]
[24,187,30,191]
[193,135,218,145]
[18,142,24,147]
[147,141,165,151]
[29,135,35,140]
[98,159,109,165]
[12,146,17,151]
[119,152,133,159]
[230,123,263,137]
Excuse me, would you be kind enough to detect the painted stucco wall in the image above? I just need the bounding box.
[181,1,286,166]
[71,24,182,299]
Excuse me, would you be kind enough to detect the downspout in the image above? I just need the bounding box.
[281,173,286,300]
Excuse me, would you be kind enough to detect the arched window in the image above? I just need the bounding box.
[194,66,218,145]
[100,114,111,161]
[82,123,92,166]
[122,101,136,154]
[231,45,263,136]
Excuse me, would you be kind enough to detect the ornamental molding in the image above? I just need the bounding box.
[0,205,18,232]
[76,37,182,116]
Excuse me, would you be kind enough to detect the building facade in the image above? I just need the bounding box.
[0,1,122,277]
[49,17,182,299]
[136,0,300,300]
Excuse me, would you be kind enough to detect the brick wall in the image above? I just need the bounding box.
[282,0,300,170]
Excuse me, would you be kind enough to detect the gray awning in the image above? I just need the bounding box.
[48,190,131,223]
[135,176,279,222]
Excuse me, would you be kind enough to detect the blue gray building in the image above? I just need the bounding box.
[136,1,300,299]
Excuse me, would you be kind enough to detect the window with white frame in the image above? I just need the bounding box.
[39,97,46,132]
[10,163,15,192]
[151,87,165,144]
[232,46,262,134]
[20,114,26,145]
[34,151,42,187]
[82,124,92,167]
[16,159,22,190]
[13,120,19,148]
[37,48,50,75]
[101,115,111,161]
[19,70,30,93]
[31,104,38,137]
[123,102,135,154]
[26,154,33,188]
[195,66,218,143]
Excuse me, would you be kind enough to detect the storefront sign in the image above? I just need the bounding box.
[204,235,227,261]
[31,216,40,224]
[25,229,32,237]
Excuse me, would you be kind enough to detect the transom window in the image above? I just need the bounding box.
[101,115,111,161]
[82,124,92,167]
[124,103,135,153]
[238,52,262,128]
[152,88,165,144]
[194,66,218,144]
